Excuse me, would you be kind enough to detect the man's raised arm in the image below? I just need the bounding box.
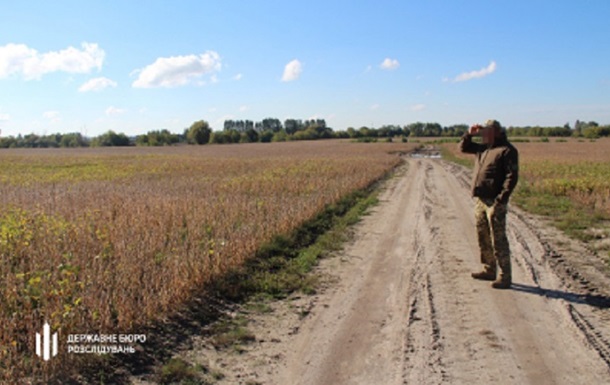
[459,124,486,154]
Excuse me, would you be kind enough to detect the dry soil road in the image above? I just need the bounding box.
[176,157,610,385]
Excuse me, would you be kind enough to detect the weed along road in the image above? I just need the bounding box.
[198,156,610,385]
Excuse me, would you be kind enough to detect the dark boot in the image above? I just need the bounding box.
[492,259,512,289]
[491,276,511,289]
[471,266,496,281]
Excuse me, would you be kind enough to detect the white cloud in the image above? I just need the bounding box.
[239,105,249,112]
[411,104,426,111]
[380,58,400,70]
[43,110,61,122]
[282,59,302,82]
[105,106,126,116]
[0,112,9,122]
[132,51,221,88]
[451,61,497,82]
[79,77,117,92]
[370,104,380,110]
[233,73,243,81]
[0,42,104,80]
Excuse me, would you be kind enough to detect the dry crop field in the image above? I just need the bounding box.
[0,140,413,381]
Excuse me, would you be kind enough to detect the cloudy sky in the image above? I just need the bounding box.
[1,0,609,136]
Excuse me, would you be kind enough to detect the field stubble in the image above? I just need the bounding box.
[0,140,414,382]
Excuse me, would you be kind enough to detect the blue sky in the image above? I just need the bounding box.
[1,0,609,136]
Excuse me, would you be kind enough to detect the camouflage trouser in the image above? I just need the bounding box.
[474,198,511,279]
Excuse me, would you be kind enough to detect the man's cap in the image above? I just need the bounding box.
[483,119,503,131]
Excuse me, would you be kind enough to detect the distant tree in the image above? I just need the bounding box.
[443,124,468,137]
[210,131,228,144]
[258,130,273,142]
[422,123,442,136]
[358,126,373,137]
[187,120,211,144]
[262,118,283,132]
[284,119,300,134]
[60,132,89,147]
[135,135,149,146]
[407,122,424,137]
[91,131,130,147]
[573,120,584,137]
[245,128,259,143]
[210,129,240,144]
[346,127,360,138]
[271,130,288,142]
[293,127,319,141]
[136,129,179,146]
[333,130,350,139]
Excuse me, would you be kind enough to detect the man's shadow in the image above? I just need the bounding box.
[510,283,610,309]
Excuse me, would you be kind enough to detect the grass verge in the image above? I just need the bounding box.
[512,181,610,243]
[439,146,473,169]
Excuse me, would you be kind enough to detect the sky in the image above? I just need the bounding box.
[1,0,609,137]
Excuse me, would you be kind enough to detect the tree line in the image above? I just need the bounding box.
[506,120,609,139]
[1,119,609,148]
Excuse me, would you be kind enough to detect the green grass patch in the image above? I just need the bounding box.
[157,356,225,385]
[158,357,201,385]
[209,315,256,350]
[513,184,609,242]
[428,138,461,144]
[439,146,473,169]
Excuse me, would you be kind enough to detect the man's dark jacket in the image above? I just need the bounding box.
[459,132,519,205]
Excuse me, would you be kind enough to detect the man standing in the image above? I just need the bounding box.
[459,120,519,289]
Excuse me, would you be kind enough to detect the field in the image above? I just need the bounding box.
[441,137,610,243]
[3,137,610,382]
[0,140,414,381]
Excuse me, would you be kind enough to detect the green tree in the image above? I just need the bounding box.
[271,130,288,142]
[187,120,211,144]
[260,130,274,142]
[91,131,130,147]
[346,127,360,138]
[60,133,88,147]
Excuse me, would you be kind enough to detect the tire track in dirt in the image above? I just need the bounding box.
[402,161,446,384]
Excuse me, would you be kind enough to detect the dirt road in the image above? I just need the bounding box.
[184,158,610,385]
